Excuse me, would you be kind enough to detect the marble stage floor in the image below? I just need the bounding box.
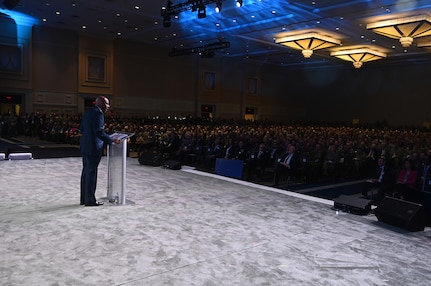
[1,157,431,286]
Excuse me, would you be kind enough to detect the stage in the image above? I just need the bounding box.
[0,156,430,285]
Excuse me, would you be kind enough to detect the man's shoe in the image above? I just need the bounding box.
[85,202,104,206]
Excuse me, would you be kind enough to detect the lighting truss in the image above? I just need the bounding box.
[161,0,228,19]
[169,40,230,57]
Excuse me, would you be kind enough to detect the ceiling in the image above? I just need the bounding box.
[2,0,431,67]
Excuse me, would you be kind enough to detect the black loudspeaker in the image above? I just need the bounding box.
[138,151,164,166]
[162,160,182,170]
[375,197,426,232]
[3,0,20,10]
[334,195,371,215]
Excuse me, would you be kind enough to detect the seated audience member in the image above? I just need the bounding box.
[362,142,380,177]
[322,144,340,178]
[223,137,236,159]
[203,137,223,170]
[177,131,194,164]
[247,143,268,181]
[267,140,282,169]
[418,149,431,192]
[233,140,249,177]
[308,142,325,182]
[361,156,395,203]
[393,158,419,202]
[160,129,180,157]
[273,144,300,187]
[233,140,249,161]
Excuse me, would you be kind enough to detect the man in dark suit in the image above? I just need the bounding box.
[361,156,395,204]
[247,143,268,181]
[80,96,120,206]
[273,144,300,187]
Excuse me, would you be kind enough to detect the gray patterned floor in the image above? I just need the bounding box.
[1,157,431,286]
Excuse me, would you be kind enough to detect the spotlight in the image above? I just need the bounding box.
[236,0,243,7]
[215,1,222,13]
[198,5,206,18]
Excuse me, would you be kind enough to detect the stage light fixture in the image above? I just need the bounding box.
[198,5,206,18]
[236,0,243,7]
[162,0,230,24]
[169,39,230,57]
[215,1,222,13]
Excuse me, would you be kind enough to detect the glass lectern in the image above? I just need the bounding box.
[106,132,134,205]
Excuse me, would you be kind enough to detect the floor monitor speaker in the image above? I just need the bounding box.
[375,197,426,231]
[334,195,371,215]
[138,151,164,166]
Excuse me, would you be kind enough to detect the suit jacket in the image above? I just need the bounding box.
[277,151,300,171]
[80,106,113,156]
[371,164,396,191]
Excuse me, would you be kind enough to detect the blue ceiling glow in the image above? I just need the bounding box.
[312,0,373,13]
[1,10,38,27]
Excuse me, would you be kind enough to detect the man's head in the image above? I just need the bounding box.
[95,96,110,113]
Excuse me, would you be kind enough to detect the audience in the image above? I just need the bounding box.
[4,112,431,205]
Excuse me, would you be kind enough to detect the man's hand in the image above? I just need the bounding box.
[114,139,121,144]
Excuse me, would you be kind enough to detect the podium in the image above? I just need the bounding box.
[106,132,134,205]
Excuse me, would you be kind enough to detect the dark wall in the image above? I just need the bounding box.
[270,61,431,126]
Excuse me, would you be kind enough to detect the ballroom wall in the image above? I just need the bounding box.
[0,23,430,126]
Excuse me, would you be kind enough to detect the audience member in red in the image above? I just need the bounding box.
[393,158,418,201]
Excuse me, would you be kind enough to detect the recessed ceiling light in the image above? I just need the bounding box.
[116,13,121,17]
[55,11,60,15]
[42,18,47,22]
[82,25,87,29]
[117,32,121,36]
[134,5,140,10]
